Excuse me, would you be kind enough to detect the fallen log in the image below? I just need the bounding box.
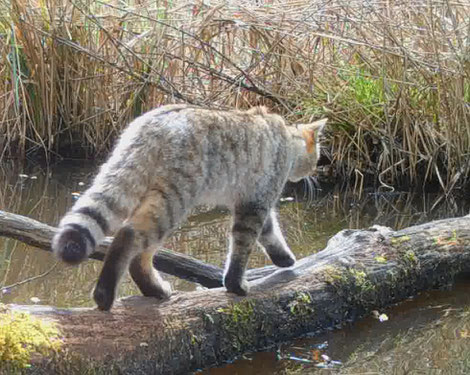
[0,210,275,288]
[2,213,470,374]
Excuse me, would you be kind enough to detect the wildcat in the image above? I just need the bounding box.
[52,104,326,311]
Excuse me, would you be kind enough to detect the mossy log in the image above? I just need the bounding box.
[2,211,470,374]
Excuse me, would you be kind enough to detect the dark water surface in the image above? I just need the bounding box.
[1,161,470,373]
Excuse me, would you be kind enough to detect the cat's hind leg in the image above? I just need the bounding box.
[258,210,296,268]
[93,191,176,310]
[129,251,171,299]
[224,203,269,296]
[93,224,136,311]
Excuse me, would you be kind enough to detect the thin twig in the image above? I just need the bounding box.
[1,261,59,291]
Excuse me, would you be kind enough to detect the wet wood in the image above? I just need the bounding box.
[3,212,470,374]
[0,210,274,288]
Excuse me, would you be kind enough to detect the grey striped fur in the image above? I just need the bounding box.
[51,104,326,310]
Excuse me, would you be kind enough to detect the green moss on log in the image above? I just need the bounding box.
[0,305,62,372]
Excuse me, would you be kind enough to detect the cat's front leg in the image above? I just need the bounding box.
[258,210,296,268]
[224,203,269,296]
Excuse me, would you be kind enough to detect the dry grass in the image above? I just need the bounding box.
[0,0,468,191]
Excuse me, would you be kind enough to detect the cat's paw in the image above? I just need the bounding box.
[93,284,116,311]
[141,280,172,300]
[224,277,250,296]
[265,244,296,268]
[270,252,296,268]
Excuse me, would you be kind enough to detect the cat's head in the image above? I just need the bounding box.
[288,118,327,182]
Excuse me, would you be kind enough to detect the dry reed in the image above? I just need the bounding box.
[0,0,468,191]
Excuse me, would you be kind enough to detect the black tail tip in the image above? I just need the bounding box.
[52,227,90,265]
[61,240,87,265]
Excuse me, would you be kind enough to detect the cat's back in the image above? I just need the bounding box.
[106,105,290,191]
[118,104,287,158]
[134,104,284,136]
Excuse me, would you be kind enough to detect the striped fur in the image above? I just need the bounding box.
[52,104,326,310]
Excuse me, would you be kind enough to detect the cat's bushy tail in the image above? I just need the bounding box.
[51,188,124,264]
[52,104,191,264]
[51,146,149,264]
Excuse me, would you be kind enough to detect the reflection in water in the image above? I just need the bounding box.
[1,161,470,373]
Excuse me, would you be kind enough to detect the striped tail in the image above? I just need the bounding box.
[52,105,177,264]
[52,190,125,265]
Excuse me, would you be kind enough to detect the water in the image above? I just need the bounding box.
[1,161,469,373]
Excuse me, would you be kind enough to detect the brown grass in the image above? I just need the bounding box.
[0,0,468,191]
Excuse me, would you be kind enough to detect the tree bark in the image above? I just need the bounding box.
[2,211,470,374]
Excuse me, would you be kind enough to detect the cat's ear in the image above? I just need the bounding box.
[298,118,327,154]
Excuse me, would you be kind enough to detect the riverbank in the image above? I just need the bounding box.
[0,0,468,191]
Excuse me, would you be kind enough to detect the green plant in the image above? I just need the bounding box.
[0,306,62,370]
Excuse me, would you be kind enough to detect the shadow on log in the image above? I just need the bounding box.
[1,210,470,374]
